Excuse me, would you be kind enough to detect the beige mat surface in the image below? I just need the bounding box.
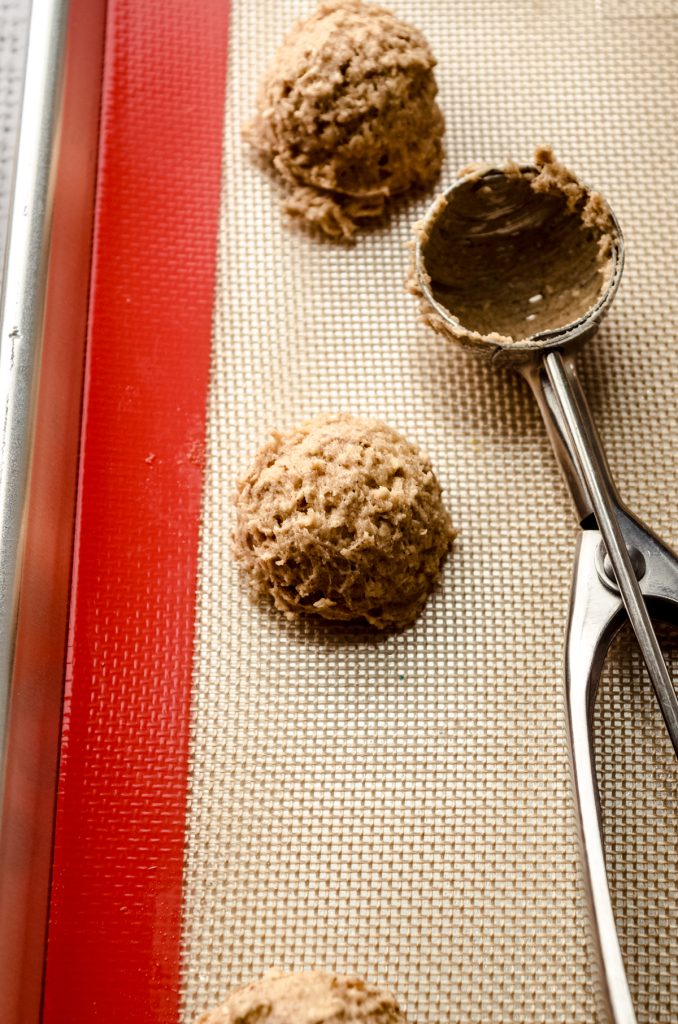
[181,2,678,1021]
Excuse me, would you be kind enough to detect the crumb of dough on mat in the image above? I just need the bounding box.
[244,0,444,238]
[233,413,456,630]
[196,969,409,1024]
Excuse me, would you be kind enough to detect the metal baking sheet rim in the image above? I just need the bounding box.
[0,0,107,1019]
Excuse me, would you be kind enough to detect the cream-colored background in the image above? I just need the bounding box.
[182,2,678,1022]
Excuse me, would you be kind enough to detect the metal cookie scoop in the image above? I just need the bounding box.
[413,157,678,1024]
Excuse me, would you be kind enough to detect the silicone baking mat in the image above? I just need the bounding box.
[181,2,678,1023]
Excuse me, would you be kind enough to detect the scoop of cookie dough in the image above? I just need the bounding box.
[244,0,444,238]
[196,969,408,1024]
[411,147,618,356]
[233,414,455,629]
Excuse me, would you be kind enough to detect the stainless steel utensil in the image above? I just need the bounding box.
[414,165,678,1024]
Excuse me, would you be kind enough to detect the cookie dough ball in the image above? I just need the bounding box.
[196,969,408,1024]
[233,414,455,629]
[244,0,444,238]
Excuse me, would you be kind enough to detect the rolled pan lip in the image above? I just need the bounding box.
[0,0,71,787]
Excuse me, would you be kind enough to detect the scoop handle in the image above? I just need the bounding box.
[523,350,678,1024]
[565,530,635,1024]
[542,351,678,756]
[521,356,606,526]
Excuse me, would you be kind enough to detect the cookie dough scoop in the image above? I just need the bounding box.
[412,147,678,1024]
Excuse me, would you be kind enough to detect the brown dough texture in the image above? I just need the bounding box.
[233,414,455,629]
[244,0,444,239]
[410,147,618,360]
[196,970,408,1024]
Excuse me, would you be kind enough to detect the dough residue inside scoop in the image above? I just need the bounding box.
[244,0,444,239]
[411,147,618,347]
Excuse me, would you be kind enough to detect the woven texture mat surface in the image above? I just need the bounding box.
[182,2,678,1021]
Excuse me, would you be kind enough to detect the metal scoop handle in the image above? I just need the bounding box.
[543,351,678,752]
[524,351,678,1024]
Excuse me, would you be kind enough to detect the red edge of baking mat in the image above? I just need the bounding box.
[42,1,230,1021]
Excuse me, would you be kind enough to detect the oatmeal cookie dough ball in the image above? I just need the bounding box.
[244,0,445,238]
[196,969,408,1024]
[233,414,455,630]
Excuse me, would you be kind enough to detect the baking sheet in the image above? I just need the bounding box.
[182,2,678,1021]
